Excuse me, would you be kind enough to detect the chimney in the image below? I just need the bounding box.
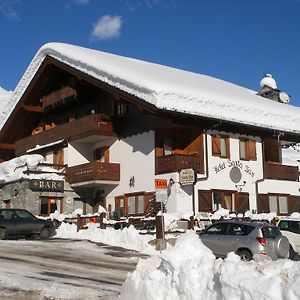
[257,73,290,104]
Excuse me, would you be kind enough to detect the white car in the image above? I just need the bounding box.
[277,218,300,260]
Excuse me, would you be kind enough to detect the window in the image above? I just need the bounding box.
[269,195,288,215]
[212,135,230,158]
[205,223,228,235]
[239,139,256,160]
[94,146,109,163]
[227,223,254,236]
[126,194,145,215]
[164,137,173,156]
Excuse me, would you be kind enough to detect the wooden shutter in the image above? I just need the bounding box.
[248,140,256,160]
[198,190,212,212]
[212,135,221,156]
[257,194,269,213]
[289,196,300,214]
[53,149,64,165]
[236,193,249,213]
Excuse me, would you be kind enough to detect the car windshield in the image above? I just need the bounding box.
[261,226,281,238]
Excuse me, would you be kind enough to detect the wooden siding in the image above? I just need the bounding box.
[15,114,116,155]
[264,161,299,181]
[65,161,120,184]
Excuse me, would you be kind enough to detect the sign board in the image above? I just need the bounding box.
[179,168,195,186]
[155,179,168,203]
[155,179,168,189]
[30,180,64,192]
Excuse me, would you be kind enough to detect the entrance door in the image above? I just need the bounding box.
[40,197,61,216]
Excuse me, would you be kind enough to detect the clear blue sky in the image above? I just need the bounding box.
[1,0,300,106]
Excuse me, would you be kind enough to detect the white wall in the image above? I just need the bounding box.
[65,143,91,167]
[106,131,155,208]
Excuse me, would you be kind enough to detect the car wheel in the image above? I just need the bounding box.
[236,249,252,261]
[289,244,296,260]
[274,236,290,258]
[0,228,6,240]
[40,227,50,239]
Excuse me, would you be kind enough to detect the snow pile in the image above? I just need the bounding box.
[121,231,300,300]
[55,222,156,254]
[282,144,300,170]
[0,154,63,183]
[163,211,194,230]
[260,73,277,89]
[6,42,300,136]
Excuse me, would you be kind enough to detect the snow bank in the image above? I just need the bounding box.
[0,154,64,183]
[55,222,156,254]
[121,231,300,300]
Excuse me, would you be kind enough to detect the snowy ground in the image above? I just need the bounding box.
[0,220,300,299]
[0,238,144,299]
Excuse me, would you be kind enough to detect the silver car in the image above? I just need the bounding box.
[198,220,289,260]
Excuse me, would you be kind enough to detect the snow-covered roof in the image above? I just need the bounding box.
[4,42,300,134]
[0,87,13,130]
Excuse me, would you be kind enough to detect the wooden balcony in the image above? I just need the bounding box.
[15,114,116,155]
[66,161,120,184]
[156,154,204,175]
[41,86,77,110]
[264,161,299,181]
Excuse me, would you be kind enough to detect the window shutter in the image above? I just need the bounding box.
[225,137,230,158]
[53,149,64,165]
[212,136,221,156]
[198,190,212,212]
[288,196,300,215]
[257,194,269,213]
[248,140,256,160]
[236,193,249,213]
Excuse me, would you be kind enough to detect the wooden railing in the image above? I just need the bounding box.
[40,86,77,109]
[15,114,116,155]
[156,154,204,175]
[66,161,120,184]
[264,161,299,181]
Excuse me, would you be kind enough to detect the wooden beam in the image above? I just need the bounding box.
[0,143,15,150]
[22,105,43,112]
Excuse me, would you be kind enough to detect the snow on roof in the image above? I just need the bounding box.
[4,42,300,134]
[0,87,13,130]
[0,154,63,184]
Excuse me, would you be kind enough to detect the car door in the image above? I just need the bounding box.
[199,222,229,257]
[13,210,42,235]
[0,209,16,235]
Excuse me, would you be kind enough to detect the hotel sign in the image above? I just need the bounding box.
[30,180,64,192]
[179,168,195,186]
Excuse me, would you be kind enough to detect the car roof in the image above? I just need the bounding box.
[214,219,273,227]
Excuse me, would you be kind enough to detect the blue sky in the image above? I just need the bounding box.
[1,0,300,106]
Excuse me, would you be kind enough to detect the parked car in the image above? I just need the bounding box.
[277,218,300,260]
[0,209,56,240]
[198,219,289,260]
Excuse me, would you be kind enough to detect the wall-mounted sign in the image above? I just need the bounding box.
[30,180,64,192]
[179,168,195,186]
[155,179,168,203]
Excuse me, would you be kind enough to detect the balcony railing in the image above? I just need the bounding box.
[41,86,77,110]
[156,154,204,175]
[264,161,299,181]
[16,114,116,155]
[66,161,120,184]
